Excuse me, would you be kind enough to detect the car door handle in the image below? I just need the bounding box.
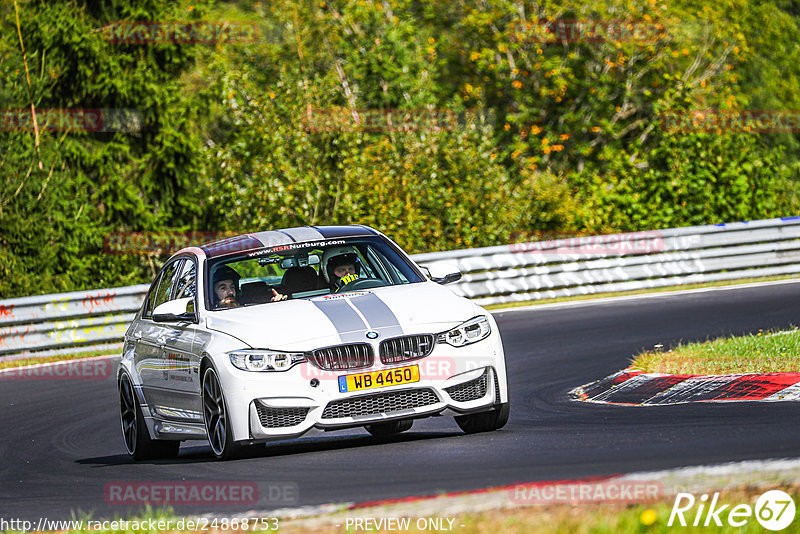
[158,337,167,345]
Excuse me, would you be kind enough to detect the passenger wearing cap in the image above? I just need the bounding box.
[212,265,286,309]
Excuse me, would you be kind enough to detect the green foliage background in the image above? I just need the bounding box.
[1,0,799,297]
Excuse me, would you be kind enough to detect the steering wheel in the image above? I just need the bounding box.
[337,277,390,292]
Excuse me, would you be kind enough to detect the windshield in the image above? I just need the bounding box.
[205,236,424,310]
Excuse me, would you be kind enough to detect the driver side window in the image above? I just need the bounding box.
[174,258,197,313]
[151,260,183,313]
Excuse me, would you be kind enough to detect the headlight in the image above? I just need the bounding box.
[437,316,491,347]
[228,349,307,372]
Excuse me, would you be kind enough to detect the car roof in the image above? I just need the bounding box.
[199,225,380,258]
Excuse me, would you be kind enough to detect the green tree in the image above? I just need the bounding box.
[0,0,207,297]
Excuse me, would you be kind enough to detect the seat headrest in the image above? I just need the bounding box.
[281,266,319,294]
[240,281,270,304]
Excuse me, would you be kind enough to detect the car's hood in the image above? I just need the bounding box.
[204,282,480,350]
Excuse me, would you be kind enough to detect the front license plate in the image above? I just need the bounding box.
[338,365,420,393]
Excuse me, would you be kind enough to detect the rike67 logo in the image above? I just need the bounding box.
[668,490,796,531]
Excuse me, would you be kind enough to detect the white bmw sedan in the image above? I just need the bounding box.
[117,225,509,460]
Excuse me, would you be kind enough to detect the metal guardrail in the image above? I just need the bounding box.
[0,285,148,358]
[415,217,800,306]
[2,217,799,359]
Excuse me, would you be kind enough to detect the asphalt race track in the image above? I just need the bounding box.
[3,281,800,521]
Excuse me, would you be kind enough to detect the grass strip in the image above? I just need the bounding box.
[287,488,799,534]
[630,328,800,375]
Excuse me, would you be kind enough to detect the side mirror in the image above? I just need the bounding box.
[153,297,196,322]
[425,262,463,285]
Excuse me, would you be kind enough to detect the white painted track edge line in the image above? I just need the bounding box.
[490,278,800,314]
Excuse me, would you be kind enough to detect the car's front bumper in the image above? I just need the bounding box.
[216,324,508,442]
[246,365,502,441]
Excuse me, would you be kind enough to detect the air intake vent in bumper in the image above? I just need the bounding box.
[379,334,435,364]
[322,388,439,419]
[255,404,309,428]
[444,368,490,402]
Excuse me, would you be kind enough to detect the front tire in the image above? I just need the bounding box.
[365,419,413,436]
[455,366,510,434]
[119,373,180,460]
[202,367,243,460]
[455,403,510,434]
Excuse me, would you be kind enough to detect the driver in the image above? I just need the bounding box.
[322,248,363,292]
[330,256,359,288]
[212,266,241,309]
[212,265,286,309]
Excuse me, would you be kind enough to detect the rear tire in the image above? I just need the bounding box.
[202,367,244,460]
[455,403,509,434]
[119,373,180,460]
[365,419,413,436]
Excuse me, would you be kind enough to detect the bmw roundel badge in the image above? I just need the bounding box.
[366,331,379,339]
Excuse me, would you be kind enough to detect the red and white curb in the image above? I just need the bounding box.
[572,368,800,405]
